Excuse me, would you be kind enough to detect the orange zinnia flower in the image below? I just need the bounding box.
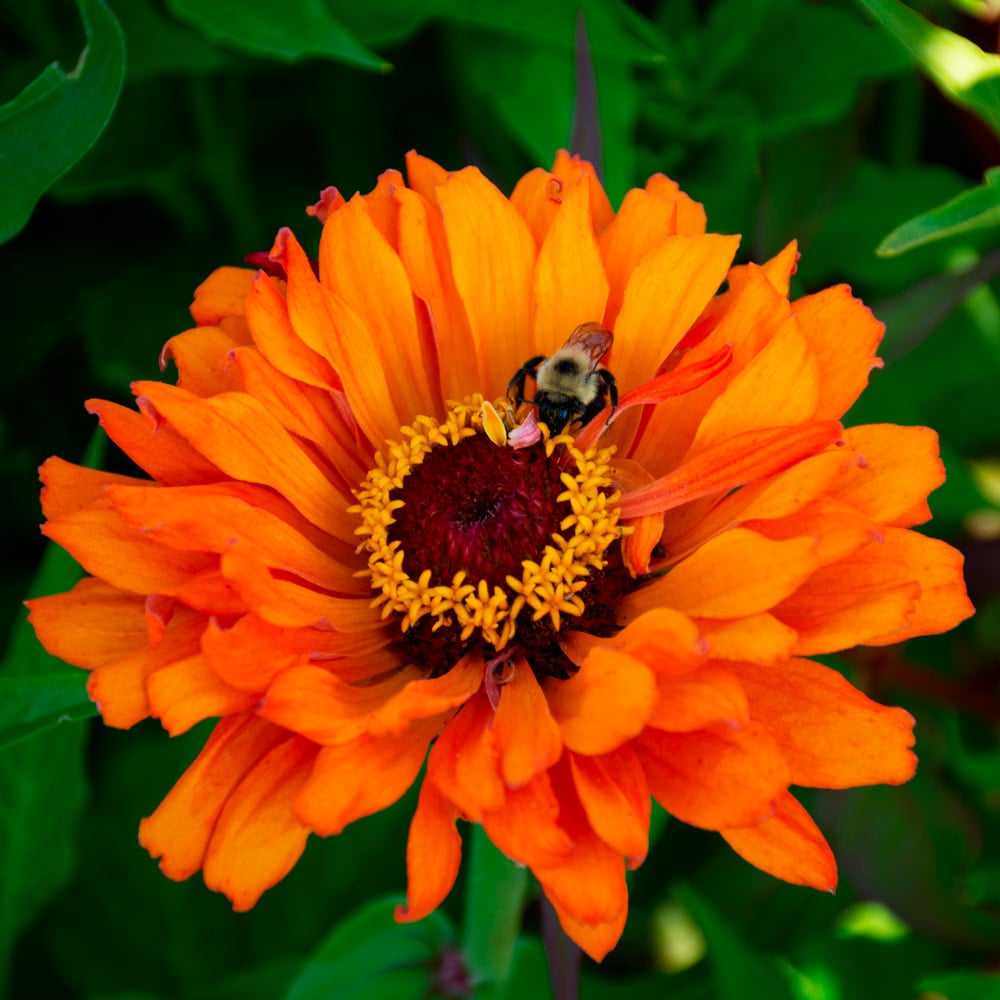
[28,151,973,961]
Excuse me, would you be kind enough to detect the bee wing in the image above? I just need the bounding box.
[564,323,613,369]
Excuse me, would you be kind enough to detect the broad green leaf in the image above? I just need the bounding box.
[878,169,1000,255]
[111,0,228,79]
[328,0,435,48]
[0,726,88,993]
[166,0,389,70]
[919,970,1000,1000]
[438,0,664,62]
[463,826,529,998]
[0,536,92,988]
[672,883,795,1000]
[718,0,912,136]
[283,896,456,1000]
[0,672,96,750]
[448,32,574,167]
[858,0,1000,137]
[0,0,125,244]
[817,779,1000,949]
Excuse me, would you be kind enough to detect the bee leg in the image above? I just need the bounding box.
[599,369,619,423]
[507,356,546,404]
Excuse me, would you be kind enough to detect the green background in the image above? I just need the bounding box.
[2,0,999,997]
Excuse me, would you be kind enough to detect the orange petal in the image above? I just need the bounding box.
[618,421,844,519]
[395,780,463,923]
[625,265,791,471]
[570,745,650,864]
[360,168,404,248]
[574,344,732,454]
[613,235,740,396]
[294,716,442,836]
[726,657,915,788]
[759,240,799,298]
[560,607,704,676]
[661,449,855,560]
[747,497,880,566]
[696,614,798,666]
[139,713,290,880]
[647,663,750,732]
[532,176,610,352]
[721,790,837,891]
[544,897,627,964]
[426,691,504,821]
[834,424,945,527]
[232,346,369,490]
[368,650,483,738]
[533,822,626,930]
[169,566,247,617]
[688,320,819,454]
[260,663,419,744]
[26,577,147,669]
[190,266,254,326]
[404,149,450,201]
[545,647,656,755]
[244,269,339,390]
[794,285,884,419]
[865,529,974,643]
[39,456,148,520]
[616,607,706,670]
[133,382,356,545]
[550,150,614,233]
[481,769,573,868]
[493,659,563,787]
[201,615,309,693]
[646,173,706,234]
[86,397,223,487]
[203,735,318,910]
[395,185,478,401]
[436,166,537,392]
[318,194,438,419]
[88,609,205,728]
[42,507,215,596]
[275,228,403,448]
[106,482,365,596]
[623,529,819,620]
[510,167,563,246]
[219,547,382,631]
[161,324,245,397]
[600,188,682,328]
[775,528,973,653]
[635,722,790,829]
[147,653,257,735]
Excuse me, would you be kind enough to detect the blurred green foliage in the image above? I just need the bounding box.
[2,0,999,997]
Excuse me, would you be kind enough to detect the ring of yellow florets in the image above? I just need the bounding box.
[350,395,626,651]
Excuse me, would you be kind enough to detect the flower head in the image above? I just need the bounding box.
[29,151,973,961]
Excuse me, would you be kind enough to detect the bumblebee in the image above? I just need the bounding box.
[507,323,618,432]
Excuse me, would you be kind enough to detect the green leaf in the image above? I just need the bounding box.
[0,672,97,750]
[166,0,390,70]
[919,970,1000,1000]
[878,170,1000,255]
[110,0,228,79]
[283,896,456,1000]
[463,825,529,998]
[672,883,795,1000]
[818,779,1000,949]
[0,554,94,989]
[0,0,126,244]
[858,0,1000,138]
[0,725,89,993]
[717,0,911,136]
